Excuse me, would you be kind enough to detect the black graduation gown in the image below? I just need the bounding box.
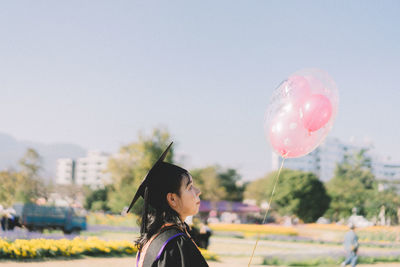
[140,226,209,267]
[153,233,209,267]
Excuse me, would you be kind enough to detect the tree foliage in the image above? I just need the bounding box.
[0,170,20,207]
[190,166,245,202]
[324,149,377,221]
[243,173,270,205]
[365,186,400,224]
[17,148,47,203]
[218,168,245,202]
[106,128,174,214]
[0,148,46,207]
[244,169,330,223]
[84,186,111,212]
[191,166,227,202]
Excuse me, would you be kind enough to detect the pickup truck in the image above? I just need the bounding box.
[17,204,87,234]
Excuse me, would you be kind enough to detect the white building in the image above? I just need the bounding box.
[271,137,400,183]
[55,158,75,185]
[373,160,400,182]
[56,151,111,188]
[373,160,400,192]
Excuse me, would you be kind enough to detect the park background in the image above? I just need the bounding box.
[1,1,400,266]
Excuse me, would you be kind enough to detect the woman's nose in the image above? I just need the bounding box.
[195,187,201,196]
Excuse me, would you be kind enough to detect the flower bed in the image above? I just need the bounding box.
[0,237,137,259]
[0,237,218,261]
[199,248,219,261]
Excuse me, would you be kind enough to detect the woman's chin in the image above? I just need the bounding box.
[193,207,200,215]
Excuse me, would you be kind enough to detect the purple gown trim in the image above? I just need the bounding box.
[137,251,141,267]
[136,232,184,266]
[155,233,184,261]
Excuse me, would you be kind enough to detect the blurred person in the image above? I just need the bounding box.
[0,207,19,231]
[126,143,208,267]
[341,223,359,267]
[198,221,212,249]
[0,206,6,231]
[187,222,201,247]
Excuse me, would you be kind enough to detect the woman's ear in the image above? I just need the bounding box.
[166,192,177,207]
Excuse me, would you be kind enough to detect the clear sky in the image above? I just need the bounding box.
[0,1,399,180]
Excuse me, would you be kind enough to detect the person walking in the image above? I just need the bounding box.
[341,223,359,267]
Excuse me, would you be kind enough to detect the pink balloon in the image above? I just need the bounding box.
[269,103,319,158]
[301,94,332,132]
[265,69,339,159]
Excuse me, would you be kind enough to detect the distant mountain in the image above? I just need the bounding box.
[0,133,87,182]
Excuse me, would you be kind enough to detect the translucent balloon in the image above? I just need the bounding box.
[285,75,311,105]
[265,68,339,158]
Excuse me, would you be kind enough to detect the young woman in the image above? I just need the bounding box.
[126,143,209,267]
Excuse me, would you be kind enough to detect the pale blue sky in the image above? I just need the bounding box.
[0,1,399,180]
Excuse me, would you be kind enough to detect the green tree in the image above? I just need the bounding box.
[365,186,400,225]
[244,169,330,223]
[16,148,46,203]
[85,186,111,212]
[0,170,19,207]
[218,168,245,202]
[191,166,245,202]
[19,148,42,178]
[243,173,270,205]
[191,166,227,202]
[107,128,174,214]
[325,149,376,221]
[0,149,47,206]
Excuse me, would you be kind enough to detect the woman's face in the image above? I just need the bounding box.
[172,174,201,221]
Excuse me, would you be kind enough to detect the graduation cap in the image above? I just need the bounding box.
[126,142,188,214]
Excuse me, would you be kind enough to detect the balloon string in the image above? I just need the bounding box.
[248,157,286,267]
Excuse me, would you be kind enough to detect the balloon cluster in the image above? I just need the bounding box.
[265,69,339,158]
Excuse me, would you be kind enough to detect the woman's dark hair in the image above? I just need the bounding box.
[135,170,190,251]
